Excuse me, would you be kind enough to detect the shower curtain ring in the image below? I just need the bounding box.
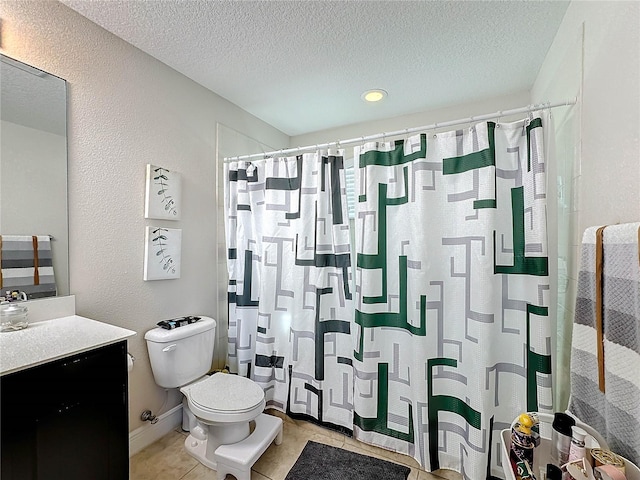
[527,104,534,121]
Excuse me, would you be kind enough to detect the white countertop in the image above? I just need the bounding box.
[0,315,136,376]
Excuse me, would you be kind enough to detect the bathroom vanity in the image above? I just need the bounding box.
[0,314,135,480]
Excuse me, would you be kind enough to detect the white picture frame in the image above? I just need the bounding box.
[143,226,182,281]
[144,164,181,220]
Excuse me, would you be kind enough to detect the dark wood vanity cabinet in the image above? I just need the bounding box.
[1,341,129,480]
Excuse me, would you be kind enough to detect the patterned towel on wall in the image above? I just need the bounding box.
[0,235,57,299]
[569,222,640,465]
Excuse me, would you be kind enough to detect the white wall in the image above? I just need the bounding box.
[533,0,640,230]
[291,91,531,148]
[532,0,640,408]
[0,0,288,431]
[1,120,70,296]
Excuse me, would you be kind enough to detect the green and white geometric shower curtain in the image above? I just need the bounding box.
[352,117,553,478]
[225,152,354,431]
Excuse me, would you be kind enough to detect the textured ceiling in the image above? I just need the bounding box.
[60,0,569,136]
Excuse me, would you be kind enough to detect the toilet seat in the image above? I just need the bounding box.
[181,373,265,424]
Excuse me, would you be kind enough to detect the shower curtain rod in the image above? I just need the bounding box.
[224,97,577,162]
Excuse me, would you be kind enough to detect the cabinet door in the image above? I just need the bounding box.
[1,341,129,480]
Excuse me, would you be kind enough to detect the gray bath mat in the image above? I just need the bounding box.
[285,441,411,480]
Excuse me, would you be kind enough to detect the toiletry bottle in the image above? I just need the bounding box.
[567,426,587,463]
[551,412,576,466]
[510,413,540,480]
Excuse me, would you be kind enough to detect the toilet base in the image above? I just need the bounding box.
[184,431,219,470]
[183,413,283,478]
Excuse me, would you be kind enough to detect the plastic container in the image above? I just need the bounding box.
[0,303,28,332]
[620,459,640,480]
[500,413,607,480]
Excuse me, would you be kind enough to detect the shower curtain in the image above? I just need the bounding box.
[352,117,553,478]
[225,115,553,478]
[225,151,354,431]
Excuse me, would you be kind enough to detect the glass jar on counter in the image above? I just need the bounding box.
[0,303,29,332]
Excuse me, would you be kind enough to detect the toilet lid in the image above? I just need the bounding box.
[188,373,265,414]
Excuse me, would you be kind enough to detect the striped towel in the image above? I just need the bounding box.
[0,235,57,299]
[568,223,640,465]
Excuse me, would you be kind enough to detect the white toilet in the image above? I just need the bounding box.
[144,316,282,480]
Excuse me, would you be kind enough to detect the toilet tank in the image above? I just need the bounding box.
[144,317,216,388]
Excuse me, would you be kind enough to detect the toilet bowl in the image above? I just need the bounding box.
[180,372,268,468]
[144,317,282,476]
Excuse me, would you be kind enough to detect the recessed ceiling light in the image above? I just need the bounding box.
[362,89,387,102]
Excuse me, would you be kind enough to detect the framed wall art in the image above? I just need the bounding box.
[144,164,181,220]
[143,226,182,281]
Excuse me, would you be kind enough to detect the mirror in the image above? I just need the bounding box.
[0,55,69,298]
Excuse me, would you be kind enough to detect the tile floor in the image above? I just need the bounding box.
[130,410,462,480]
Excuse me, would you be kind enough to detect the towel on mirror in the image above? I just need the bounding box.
[568,222,640,465]
[0,235,57,299]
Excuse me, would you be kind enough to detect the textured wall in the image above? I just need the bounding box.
[534,0,640,233]
[532,0,640,409]
[0,0,288,431]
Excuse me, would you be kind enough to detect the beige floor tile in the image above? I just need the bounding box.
[432,468,463,480]
[419,471,448,480]
[179,464,216,480]
[264,409,295,426]
[251,423,307,480]
[180,463,271,480]
[343,435,421,469]
[408,467,421,480]
[130,430,199,480]
[249,471,271,480]
[291,418,347,443]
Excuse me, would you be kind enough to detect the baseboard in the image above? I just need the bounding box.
[129,404,183,457]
